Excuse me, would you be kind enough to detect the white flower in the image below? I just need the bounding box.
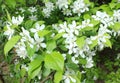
[113,9,120,22]
[43,2,54,18]
[21,64,28,71]
[19,8,25,13]
[85,56,94,68]
[117,53,120,59]
[71,0,89,16]
[63,70,76,83]
[92,11,114,26]
[29,14,37,21]
[56,0,68,10]
[71,56,79,64]
[30,23,45,33]
[4,25,14,40]
[20,27,35,48]
[14,41,28,59]
[118,0,120,3]
[62,8,72,16]
[62,54,66,60]
[59,22,68,33]
[28,7,37,13]
[80,19,93,28]
[34,33,46,50]
[12,15,24,25]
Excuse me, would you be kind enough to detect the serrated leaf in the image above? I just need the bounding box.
[76,37,85,49]
[45,52,64,71]
[38,30,50,37]
[4,35,21,55]
[54,71,63,83]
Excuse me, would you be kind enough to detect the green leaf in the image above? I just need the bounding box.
[5,0,16,8]
[25,20,34,29]
[28,55,44,79]
[109,3,116,9]
[43,68,51,77]
[45,52,64,71]
[79,58,87,65]
[76,37,86,49]
[83,26,93,31]
[91,19,100,26]
[66,62,79,70]
[90,39,98,49]
[105,39,112,48]
[54,71,63,83]
[53,32,64,40]
[113,22,120,31]
[83,14,91,20]
[4,35,21,55]
[26,44,36,57]
[38,30,50,37]
[20,68,26,78]
[5,9,11,22]
[16,0,25,5]
[46,39,56,52]
[99,5,111,11]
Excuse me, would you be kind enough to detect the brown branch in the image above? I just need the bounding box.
[40,72,54,83]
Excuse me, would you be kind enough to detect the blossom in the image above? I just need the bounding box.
[28,7,37,13]
[4,25,14,40]
[29,14,37,21]
[34,33,46,50]
[12,15,24,25]
[56,0,68,10]
[21,64,28,71]
[85,56,94,68]
[80,19,93,28]
[63,70,76,83]
[30,23,46,50]
[62,8,72,16]
[42,2,54,18]
[71,56,79,64]
[113,9,120,22]
[92,11,114,26]
[20,27,35,48]
[30,23,45,33]
[14,41,28,59]
[71,0,89,16]
[19,8,25,13]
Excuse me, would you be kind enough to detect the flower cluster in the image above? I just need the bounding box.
[42,2,54,18]
[4,15,24,40]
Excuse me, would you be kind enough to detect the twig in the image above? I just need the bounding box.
[40,72,54,83]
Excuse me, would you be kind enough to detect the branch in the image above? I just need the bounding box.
[40,72,54,83]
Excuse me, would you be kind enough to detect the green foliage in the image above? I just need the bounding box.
[45,51,64,71]
[28,55,44,79]
[76,36,86,49]
[1,0,120,83]
[4,35,21,55]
